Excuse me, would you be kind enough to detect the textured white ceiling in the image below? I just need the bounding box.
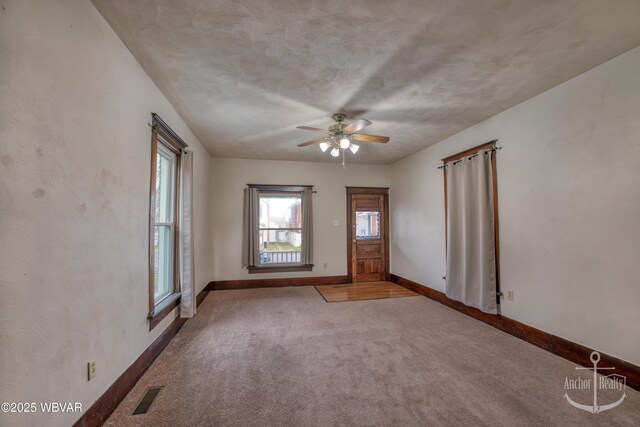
[92,0,640,164]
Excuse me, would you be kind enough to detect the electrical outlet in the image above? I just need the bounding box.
[323,263,327,268]
[87,360,96,381]
[506,291,514,301]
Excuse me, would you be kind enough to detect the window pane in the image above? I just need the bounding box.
[356,211,380,240]
[259,229,302,265]
[259,195,302,229]
[155,144,176,224]
[154,225,173,303]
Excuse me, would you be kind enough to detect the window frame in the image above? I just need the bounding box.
[247,184,313,274]
[148,114,187,330]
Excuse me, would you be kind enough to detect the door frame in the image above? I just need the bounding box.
[346,187,390,283]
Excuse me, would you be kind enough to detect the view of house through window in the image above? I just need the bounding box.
[153,142,177,304]
[259,194,302,265]
[356,211,380,240]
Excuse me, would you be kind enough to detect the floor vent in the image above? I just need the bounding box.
[132,386,163,415]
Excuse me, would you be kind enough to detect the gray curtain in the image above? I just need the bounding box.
[301,189,313,265]
[242,188,260,268]
[180,150,196,318]
[445,150,497,314]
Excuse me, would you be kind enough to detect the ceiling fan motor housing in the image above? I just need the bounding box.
[329,114,349,138]
[328,123,347,134]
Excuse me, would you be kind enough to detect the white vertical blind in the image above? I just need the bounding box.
[301,189,313,265]
[180,150,196,318]
[445,150,497,314]
[242,188,260,268]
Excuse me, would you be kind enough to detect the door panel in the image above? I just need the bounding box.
[356,243,380,255]
[348,191,388,283]
[354,199,379,209]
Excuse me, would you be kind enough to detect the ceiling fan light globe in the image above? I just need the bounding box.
[349,144,360,154]
[319,142,329,152]
[339,137,351,149]
[330,147,340,157]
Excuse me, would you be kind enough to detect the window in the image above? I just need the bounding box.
[154,142,177,304]
[148,114,187,330]
[355,211,380,240]
[259,193,302,265]
[244,185,313,273]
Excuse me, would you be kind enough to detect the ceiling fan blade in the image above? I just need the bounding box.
[296,126,328,134]
[297,137,327,147]
[352,134,390,143]
[343,119,372,133]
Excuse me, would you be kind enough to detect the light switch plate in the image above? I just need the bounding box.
[88,360,96,381]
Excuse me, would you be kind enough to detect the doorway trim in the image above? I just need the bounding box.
[346,187,390,283]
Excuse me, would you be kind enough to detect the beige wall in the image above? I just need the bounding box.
[389,47,640,366]
[2,1,639,425]
[210,158,389,281]
[0,1,213,426]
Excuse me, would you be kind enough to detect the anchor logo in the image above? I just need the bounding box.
[564,351,627,413]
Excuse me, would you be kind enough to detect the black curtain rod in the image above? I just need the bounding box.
[247,184,313,187]
[437,146,502,169]
[247,184,317,193]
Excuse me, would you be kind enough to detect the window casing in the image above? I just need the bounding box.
[148,114,187,330]
[248,185,313,274]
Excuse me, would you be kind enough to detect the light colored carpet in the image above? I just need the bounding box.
[105,287,640,426]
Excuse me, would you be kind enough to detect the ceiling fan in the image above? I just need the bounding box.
[296,113,390,159]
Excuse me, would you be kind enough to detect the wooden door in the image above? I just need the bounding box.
[347,188,389,283]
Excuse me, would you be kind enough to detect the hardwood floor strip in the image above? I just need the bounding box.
[315,281,419,303]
